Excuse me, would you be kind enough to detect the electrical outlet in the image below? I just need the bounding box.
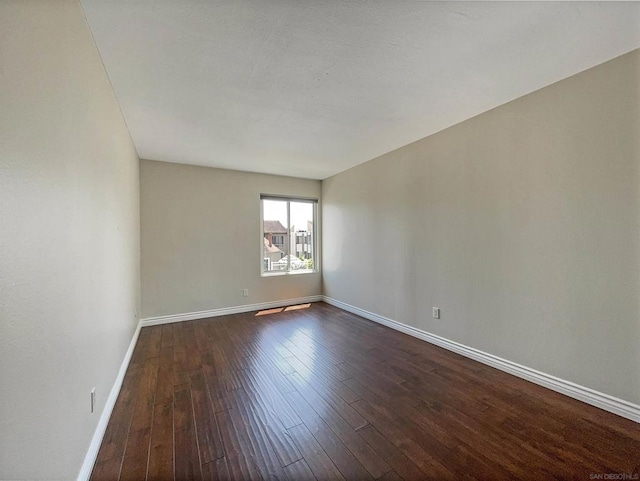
[433,307,440,319]
[243,289,249,297]
[90,388,96,413]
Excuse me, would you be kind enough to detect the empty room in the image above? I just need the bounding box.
[2,1,640,480]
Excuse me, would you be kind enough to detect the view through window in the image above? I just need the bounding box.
[261,196,317,274]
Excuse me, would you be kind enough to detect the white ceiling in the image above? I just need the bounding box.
[81,1,640,180]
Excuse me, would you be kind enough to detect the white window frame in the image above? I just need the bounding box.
[260,194,318,276]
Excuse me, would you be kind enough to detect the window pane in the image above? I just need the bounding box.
[290,201,314,271]
[262,199,288,272]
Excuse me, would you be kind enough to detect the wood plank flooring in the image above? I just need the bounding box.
[91,302,640,480]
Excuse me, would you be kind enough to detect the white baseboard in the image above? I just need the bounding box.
[140,295,323,327]
[77,322,142,481]
[322,296,640,424]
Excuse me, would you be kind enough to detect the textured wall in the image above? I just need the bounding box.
[0,1,141,479]
[140,160,321,318]
[322,50,640,405]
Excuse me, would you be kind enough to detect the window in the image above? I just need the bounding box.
[261,195,317,274]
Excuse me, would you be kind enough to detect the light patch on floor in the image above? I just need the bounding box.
[256,304,311,316]
[255,307,284,316]
[284,304,311,312]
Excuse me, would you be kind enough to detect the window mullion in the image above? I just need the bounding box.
[286,200,291,272]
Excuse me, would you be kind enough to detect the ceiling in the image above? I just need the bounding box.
[81,1,640,180]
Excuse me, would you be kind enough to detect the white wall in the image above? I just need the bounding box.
[0,1,141,479]
[140,160,321,319]
[323,50,640,405]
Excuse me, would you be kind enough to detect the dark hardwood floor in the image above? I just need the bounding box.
[91,302,640,480]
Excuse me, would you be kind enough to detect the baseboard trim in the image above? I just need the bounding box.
[77,321,142,481]
[141,295,324,327]
[322,296,640,423]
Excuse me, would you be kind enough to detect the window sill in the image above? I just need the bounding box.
[261,270,318,277]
